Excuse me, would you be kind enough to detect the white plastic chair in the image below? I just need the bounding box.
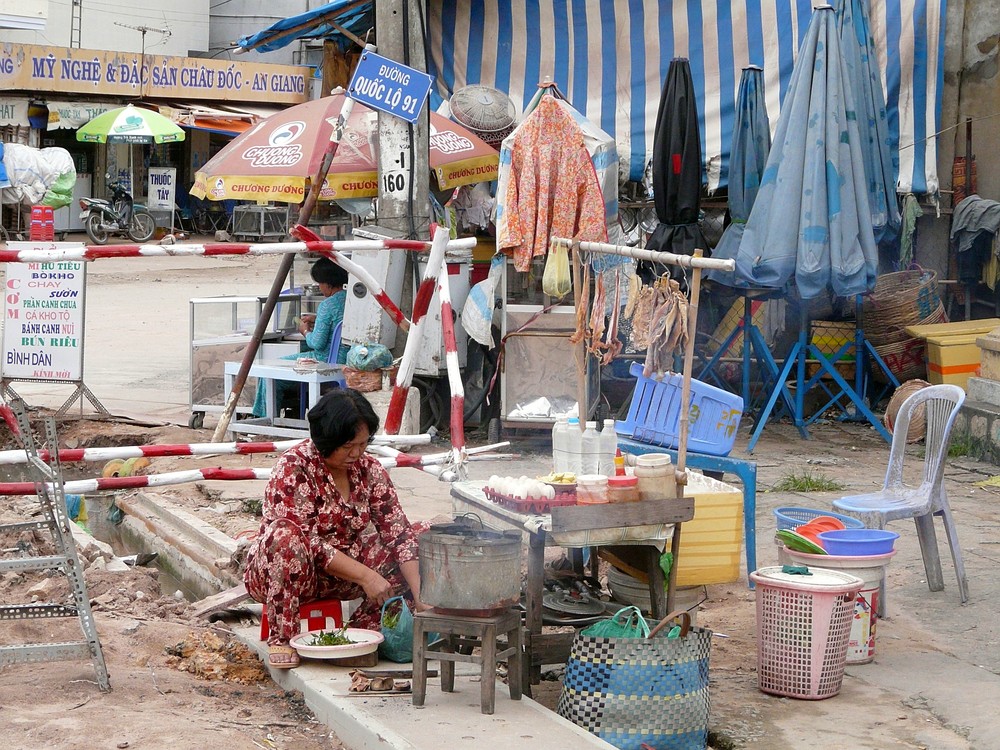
[833,384,969,613]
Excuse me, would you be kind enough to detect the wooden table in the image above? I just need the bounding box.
[450,481,694,691]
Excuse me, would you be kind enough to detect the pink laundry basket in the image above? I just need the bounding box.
[749,566,864,700]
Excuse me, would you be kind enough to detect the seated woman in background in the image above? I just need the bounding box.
[252,257,349,418]
[243,389,428,669]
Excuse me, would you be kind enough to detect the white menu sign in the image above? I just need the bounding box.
[2,246,86,381]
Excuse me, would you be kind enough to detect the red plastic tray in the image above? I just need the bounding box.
[483,487,576,514]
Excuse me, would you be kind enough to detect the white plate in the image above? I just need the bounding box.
[289,628,384,660]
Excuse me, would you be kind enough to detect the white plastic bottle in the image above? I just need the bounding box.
[565,417,583,476]
[581,421,601,475]
[551,416,569,472]
[599,419,618,476]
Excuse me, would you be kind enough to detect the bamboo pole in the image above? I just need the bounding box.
[571,241,589,425]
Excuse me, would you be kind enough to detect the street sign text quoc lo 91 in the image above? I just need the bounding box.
[346,51,434,124]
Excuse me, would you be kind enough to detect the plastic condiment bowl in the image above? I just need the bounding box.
[816,528,899,556]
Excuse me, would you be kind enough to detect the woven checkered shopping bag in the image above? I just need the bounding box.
[557,610,712,750]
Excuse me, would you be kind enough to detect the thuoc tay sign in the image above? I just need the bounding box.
[148,167,176,211]
[2,247,86,382]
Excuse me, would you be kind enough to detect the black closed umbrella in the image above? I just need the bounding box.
[642,58,708,283]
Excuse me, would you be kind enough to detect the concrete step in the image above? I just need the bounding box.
[233,626,615,750]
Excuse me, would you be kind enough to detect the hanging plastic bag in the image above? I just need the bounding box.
[378,596,414,663]
[461,254,504,347]
[542,240,572,298]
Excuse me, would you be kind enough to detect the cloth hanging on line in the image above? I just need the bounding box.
[495,95,608,272]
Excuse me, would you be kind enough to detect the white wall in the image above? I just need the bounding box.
[209,0,308,66]
[2,0,210,57]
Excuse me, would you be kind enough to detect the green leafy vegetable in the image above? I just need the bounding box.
[307,626,356,647]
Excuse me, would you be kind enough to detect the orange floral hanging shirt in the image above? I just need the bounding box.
[497,96,608,271]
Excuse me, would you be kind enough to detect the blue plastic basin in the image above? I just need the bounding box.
[817,528,899,556]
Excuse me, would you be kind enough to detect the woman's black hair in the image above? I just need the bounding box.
[308,388,380,456]
[310,257,349,288]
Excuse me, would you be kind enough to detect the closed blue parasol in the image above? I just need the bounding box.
[734,5,878,301]
[708,66,771,287]
[837,0,901,249]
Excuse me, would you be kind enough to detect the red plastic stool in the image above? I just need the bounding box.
[259,599,345,641]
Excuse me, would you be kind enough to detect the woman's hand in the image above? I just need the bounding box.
[360,570,393,607]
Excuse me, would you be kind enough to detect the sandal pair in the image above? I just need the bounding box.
[268,643,300,669]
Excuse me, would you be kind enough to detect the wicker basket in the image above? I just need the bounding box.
[883,379,930,443]
[868,301,946,347]
[862,270,941,343]
[872,337,928,384]
[344,368,381,392]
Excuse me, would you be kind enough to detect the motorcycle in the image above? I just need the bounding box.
[79,178,156,244]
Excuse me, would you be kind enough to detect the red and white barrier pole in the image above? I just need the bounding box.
[0,433,432,466]
[0,466,273,496]
[292,226,412,331]
[437,263,466,473]
[0,238,473,263]
[384,226,450,434]
[0,439,302,466]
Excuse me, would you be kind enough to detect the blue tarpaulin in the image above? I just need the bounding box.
[237,0,372,54]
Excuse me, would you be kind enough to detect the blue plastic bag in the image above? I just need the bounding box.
[346,343,394,371]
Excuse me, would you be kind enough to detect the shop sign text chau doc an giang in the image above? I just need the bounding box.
[0,43,310,104]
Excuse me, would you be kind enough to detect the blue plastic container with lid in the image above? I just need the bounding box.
[615,362,744,456]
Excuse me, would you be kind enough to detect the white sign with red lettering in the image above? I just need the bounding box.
[2,244,86,381]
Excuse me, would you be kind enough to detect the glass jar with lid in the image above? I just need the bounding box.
[634,453,673,501]
[576,474,609,504]
[607,475,640,503]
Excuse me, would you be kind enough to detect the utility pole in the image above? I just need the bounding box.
[374,0,430,240]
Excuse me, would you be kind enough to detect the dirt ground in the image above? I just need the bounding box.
[2,242,998,749]
[0,414,975,750]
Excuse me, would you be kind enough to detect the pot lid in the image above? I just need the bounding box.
[543,590,606,616]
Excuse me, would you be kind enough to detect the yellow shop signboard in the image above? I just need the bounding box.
[0,43,311,105]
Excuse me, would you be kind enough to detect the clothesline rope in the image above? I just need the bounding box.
[550,238,736,272]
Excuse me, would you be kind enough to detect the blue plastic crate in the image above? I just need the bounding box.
[615,362,744,456]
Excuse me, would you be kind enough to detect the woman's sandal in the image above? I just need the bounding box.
[268,644,300,669]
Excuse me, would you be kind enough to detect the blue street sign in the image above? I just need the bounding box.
[347,50,434,124]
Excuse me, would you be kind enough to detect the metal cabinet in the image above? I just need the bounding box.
[188,294,301,429]
[500,257,599,429]
[231,205,288,242]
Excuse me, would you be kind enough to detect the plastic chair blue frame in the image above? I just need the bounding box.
[617,437,758,589]
[298,320,344,418]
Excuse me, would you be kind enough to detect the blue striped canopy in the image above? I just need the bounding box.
[427,0,947,197]
[734,6,879,300]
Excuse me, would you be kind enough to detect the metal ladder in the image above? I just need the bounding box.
[0,401,110,691]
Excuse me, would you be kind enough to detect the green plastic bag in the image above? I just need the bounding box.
[378,596,414,663]
[581,605,650,639]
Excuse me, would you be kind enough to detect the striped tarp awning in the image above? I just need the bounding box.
[427,0,946,197]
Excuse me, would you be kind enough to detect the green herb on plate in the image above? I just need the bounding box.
[308,626,356,647]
